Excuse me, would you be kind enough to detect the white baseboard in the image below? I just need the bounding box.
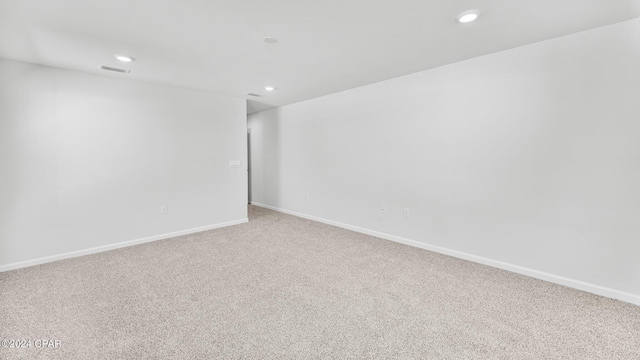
[0,218,248,273]
[251,202,640,306]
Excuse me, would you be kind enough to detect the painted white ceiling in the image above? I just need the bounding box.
[1,0,639,114]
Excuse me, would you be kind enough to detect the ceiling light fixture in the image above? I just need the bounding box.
[114,54,135,62]
[264,86,275,91]
[456,10,481,23]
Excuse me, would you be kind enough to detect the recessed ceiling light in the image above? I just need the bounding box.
[114,54,135,62]
[263,37,278,44]
[456,10,481,23]
[264,86,275,91]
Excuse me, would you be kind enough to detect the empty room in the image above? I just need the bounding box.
[1,0,639,359]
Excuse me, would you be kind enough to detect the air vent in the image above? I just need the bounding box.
[247,93,263,97]
[101,65,130,74]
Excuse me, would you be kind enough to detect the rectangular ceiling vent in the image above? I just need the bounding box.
[101,65,130,74]
[246,93,262,97]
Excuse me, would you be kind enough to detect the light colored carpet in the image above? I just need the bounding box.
[1,205,639,359]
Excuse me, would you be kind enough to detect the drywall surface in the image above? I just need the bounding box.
[249,19,640,299]
[0,59,247,268]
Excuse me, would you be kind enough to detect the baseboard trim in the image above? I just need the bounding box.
[0,218,249,273]
[251,202,640,306]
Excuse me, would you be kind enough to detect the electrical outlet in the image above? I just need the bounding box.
[160,205,168,215]
[381,205,387,214]
[403,208,409,218]
[305,193,310,200]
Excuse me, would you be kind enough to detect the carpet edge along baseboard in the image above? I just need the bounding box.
[0,218,249,273]
[249,202,640,307]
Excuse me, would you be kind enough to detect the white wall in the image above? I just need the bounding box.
[0,59,247,269]
[249,19,640,303]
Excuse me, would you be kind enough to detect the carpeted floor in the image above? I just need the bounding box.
[1,205,639,359]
